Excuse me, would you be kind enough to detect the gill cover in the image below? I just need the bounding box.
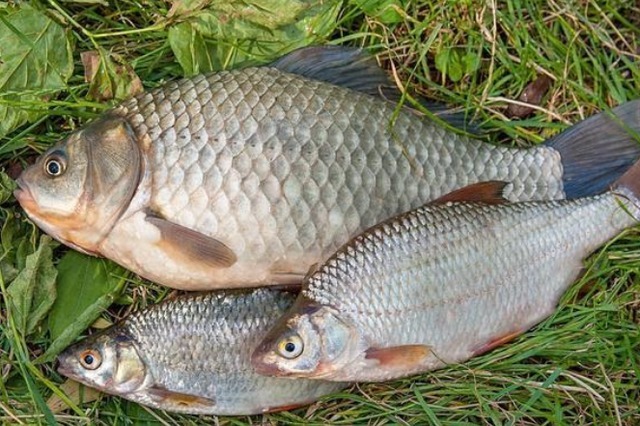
[113,334,147,393]
[251,298,356,379]
[16,114,141,253]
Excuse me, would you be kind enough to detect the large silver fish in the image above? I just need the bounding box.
[250,161,640,382]
[56,289,346,415]
[14,46,640,290]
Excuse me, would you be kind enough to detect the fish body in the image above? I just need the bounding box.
[15,46,640,290]
[57,289,345,415]
[250,165,640,382]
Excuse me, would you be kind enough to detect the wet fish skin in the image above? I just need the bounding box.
[251,169,640,382]
[57,289,346,415]
[14,46,640,290]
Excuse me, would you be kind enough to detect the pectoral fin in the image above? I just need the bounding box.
[147,385,216,408]
[365,344,432,371]
[146,215,237,268]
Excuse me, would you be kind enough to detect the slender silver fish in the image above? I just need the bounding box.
[57,289,346,415]
[251,161,640,382]
[14,46,640,290]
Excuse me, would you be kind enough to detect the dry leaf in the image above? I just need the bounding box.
[81,50,144,101]
[506,75,553,118]
[47,379,101,413]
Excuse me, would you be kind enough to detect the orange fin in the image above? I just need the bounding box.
[146,215,237,268]
[365,344,431,369]
[432,181,509,205]
[147,385,216,408]
[471,329,525,357]
[263,402,309,413]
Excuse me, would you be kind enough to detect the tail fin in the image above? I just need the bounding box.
[545,100,640,198]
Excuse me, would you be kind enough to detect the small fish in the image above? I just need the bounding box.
[14,45,640,290]
[57,289,346,415]
[251,160,640,382]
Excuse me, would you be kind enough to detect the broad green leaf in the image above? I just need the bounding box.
[45,252,126,356]
[5,235,57,336]
[0,4,73,137]
[40,284,124,363]
[0,170,16,204]
[167,0,341,75]
[168,22,217,77]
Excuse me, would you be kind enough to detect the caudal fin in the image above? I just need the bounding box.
[545,100,640,198]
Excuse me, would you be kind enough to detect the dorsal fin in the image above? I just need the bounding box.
[270,46,480,134]
[269,46,393,96]
[432,181,509,205]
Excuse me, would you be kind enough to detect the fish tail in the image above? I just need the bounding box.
[545,99,640,198]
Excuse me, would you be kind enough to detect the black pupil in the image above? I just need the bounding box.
[83,354,94,365]
[47,160,60,175]
[284,342,296,353]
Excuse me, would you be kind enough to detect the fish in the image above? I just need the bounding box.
[56,288,346,415]
[14,45,640,290]
[250,160,640,382]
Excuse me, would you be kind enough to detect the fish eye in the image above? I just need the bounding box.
[276,335,304,359]
[43,152,66,177]
[79,349,102,370]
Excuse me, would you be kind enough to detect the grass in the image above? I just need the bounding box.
[1,0,639,424]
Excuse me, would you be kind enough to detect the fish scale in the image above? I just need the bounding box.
[15,47,640,290]
[251,187,638,382]
[57,289,346,415]
[123,67,562,260]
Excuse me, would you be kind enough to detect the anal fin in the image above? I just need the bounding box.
[471,329,525,357]
[147,385,216,408]
[146,215,237,268]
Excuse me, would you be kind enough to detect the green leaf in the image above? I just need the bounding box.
[46,252,126,347]
[0,4,73,137]
[168,22,217,77]
[167,0,341,75]
[0,170,16,205]
[5,235,57,336]
[353,0,403,24]
[40,282,124,363]
[435,48,477,83]
[463,52,481,75]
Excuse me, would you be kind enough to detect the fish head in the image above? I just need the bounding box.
[14,115,141,255]
[57,330,149,396]
[251,296,360,379]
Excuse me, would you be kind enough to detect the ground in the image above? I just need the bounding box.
[0,1,638,425]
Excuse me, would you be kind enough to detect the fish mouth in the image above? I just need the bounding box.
[13,176,35,211]
[56,356,74,378]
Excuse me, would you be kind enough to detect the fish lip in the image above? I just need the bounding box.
[13,177,35,210]
[56,356,74,378]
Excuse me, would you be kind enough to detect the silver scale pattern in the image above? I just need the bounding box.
[117,66,564,263]
[122,289,344,415]
[303,193,633,375]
